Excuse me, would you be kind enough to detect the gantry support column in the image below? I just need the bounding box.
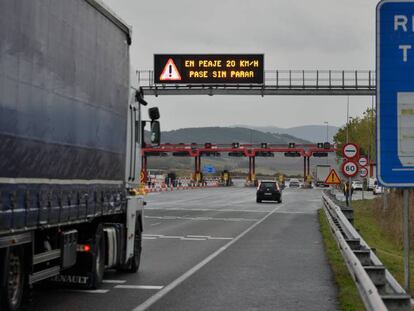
[252,156,257,186]
[303,157,307,182]
[193,156,202,183]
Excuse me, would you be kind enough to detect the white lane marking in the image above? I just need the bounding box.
[145,207,268,213]
[180,237,205,241]
[102,280,127,284]
[115,285,164,290]
[65,289,109,294]
[143,234,234,241]
[132,203,285,311]
[144,216,258,222]
[186,235,210,238]
[150,222,162,226]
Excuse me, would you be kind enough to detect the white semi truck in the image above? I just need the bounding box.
[0,1,159,310]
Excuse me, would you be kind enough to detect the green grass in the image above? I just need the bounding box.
[318,209,365,311]
[352,200,414,297]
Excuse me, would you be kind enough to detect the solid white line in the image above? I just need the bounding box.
[142,237,158,240]
[186,235,210,238]
[144,207,268,213]
[102,280,127,284]
[180,237,206,241]
[144,216,258,222]
[132,203,285,311]
[66,289,109,294]
[115,285,164,290]
[150,222,162,226]
[208,237,233,240]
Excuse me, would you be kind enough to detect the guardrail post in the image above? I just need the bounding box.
[289,70,291,88]
[302,70,305,89]
[355,70,358,89]
[369,70,371,90]
[276,70,279,88]
[316,70,319,89]
[329,70,331,88]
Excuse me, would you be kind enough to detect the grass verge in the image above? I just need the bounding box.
[352,199,414,297]
[318,209,365,311]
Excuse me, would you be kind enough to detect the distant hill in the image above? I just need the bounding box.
[155,127,312,144]
[234,125,340,143]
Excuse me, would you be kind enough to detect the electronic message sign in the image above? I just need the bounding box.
[154,54,264,84]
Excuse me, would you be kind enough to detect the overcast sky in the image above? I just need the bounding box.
[102,0,377,131]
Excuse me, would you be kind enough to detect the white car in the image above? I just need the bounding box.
[289,178,300,188]
[373,184,385,195]
[352,180,363,191]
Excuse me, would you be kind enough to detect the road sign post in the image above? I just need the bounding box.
[342,143,360,207]
[377,0,414,291]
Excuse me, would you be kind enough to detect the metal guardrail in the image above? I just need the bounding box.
[137,70,376,96]
[322,191,411,311]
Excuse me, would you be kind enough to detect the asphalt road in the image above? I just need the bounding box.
[30,186,339,311]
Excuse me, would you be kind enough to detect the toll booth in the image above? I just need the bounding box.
[220,170,232,187]
[278,174,286,189]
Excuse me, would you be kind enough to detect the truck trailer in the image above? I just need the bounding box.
[314,165,331,187]
[0,1,154,309]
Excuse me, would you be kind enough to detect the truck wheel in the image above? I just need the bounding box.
[1,248,25,311]
[126,230,142,273]
[90,226,105,289]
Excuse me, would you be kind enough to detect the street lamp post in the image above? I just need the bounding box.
[324,121,329,143]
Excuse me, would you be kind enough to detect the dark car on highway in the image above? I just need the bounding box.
[256,180,282,203]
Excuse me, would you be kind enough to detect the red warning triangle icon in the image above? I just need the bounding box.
[159,58,182,81]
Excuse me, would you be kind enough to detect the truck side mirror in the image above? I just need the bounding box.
[151,121,161,145]
[148,107,160,120]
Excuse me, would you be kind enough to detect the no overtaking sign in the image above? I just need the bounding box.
[342,143,359,159]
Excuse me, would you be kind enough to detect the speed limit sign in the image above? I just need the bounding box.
[342,160,359,177]
[360,167,368,178]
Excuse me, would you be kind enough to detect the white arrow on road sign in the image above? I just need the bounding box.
[342,143,359,159]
